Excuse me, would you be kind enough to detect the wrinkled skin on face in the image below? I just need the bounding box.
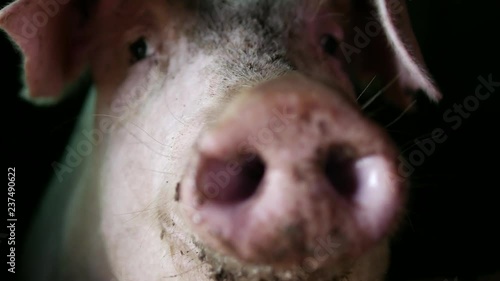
[1,0,442,281]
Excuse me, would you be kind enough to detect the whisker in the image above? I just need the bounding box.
[138,168,177,176]
[125,129,180,159]
[162,264,205,279]
[361,90,384,111]
[92,115,180,159]
[117,205,158,218]
[357,75,377,102]
[362,73,401,110]
[384,100,417,128]
[126,122,169,147]
[166,105,190,127]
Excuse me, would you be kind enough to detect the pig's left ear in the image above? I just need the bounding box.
[0,0,94,104]
[347,0,441,108]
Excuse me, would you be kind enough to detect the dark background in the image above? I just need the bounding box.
[1,1,499,281]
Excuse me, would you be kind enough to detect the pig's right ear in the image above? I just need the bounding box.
[0,0,94,104]
[346,0,441,109]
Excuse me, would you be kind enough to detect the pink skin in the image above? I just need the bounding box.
[1,0,443,281]
[181,73,405,269]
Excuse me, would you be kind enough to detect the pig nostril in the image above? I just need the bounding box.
[196,155,266,204]
[324,147,358,198]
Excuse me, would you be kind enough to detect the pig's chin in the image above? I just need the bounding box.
[190,235,389,281]
[199,247,351,281]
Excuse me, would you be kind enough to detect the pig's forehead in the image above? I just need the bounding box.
[90,0,350,43]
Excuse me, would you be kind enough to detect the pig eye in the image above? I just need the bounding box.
[129,37,149,63]
[320,34,339,56]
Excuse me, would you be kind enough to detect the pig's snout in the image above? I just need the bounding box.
[180,73,406,268]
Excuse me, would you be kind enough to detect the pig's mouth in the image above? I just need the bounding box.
[195,242,357,281]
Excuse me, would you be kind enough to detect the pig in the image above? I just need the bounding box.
[1,0,442,280]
